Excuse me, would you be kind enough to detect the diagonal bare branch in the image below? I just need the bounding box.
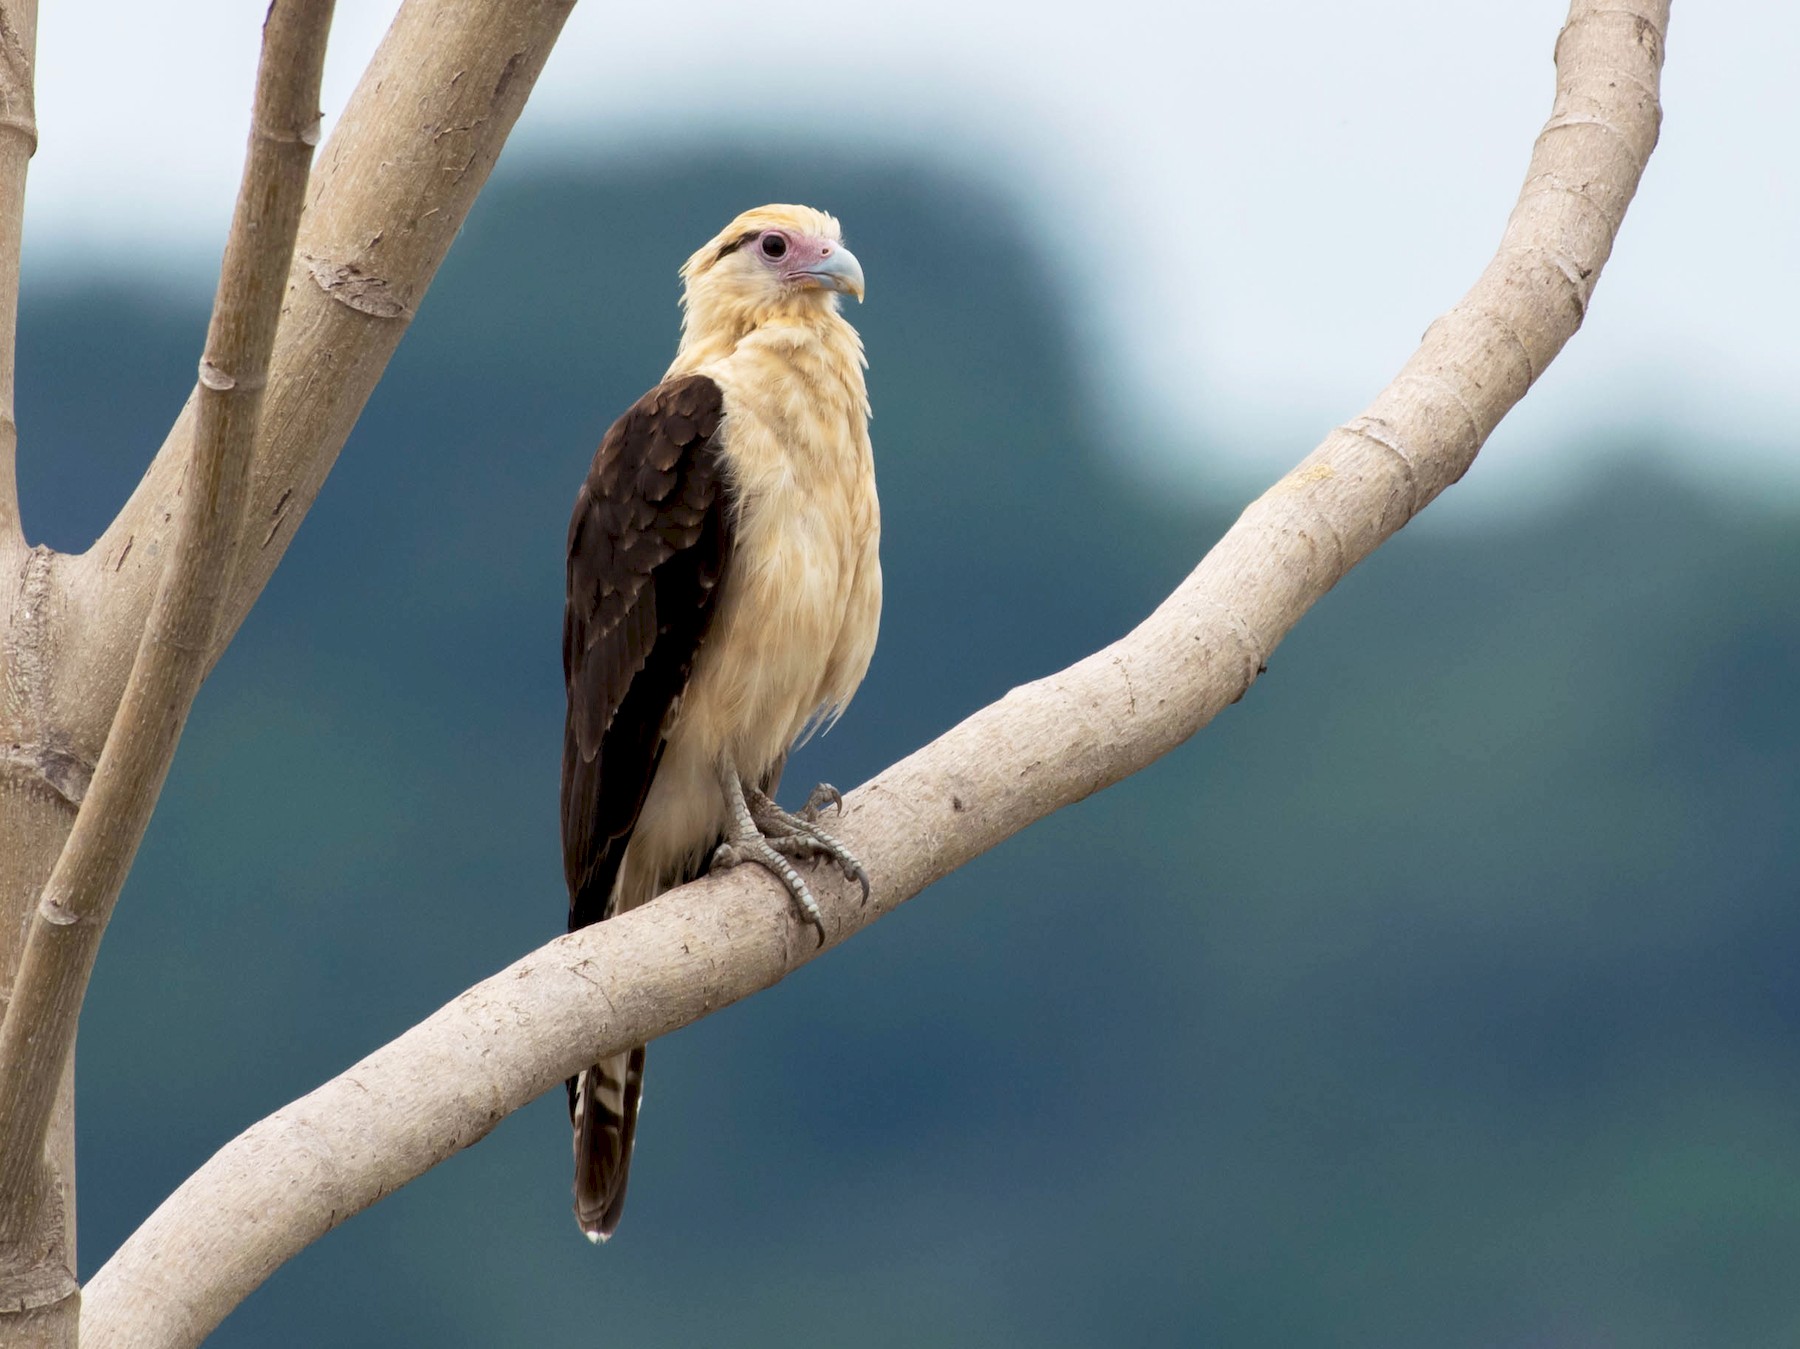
[1,3,573,1333]
[77,2,1670,1344]
[53,0,577,768]
[0,0,335,1243]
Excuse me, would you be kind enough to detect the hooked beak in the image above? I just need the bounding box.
[798,244,865,302]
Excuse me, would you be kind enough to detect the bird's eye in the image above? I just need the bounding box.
[760,232,788,260]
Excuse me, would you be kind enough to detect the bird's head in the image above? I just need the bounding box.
[678,204,864,341]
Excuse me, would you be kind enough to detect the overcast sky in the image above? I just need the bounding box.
[26,2,1798,514]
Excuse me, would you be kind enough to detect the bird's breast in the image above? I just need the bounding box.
[668,357,880,783]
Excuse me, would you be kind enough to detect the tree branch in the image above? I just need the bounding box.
[0,0,334,1244]
[0,0,34,561]
[2,4,576,1337]
[51,0,576,768]
[78,2,1669,1344]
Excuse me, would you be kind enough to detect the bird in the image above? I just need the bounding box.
[560,204,880,1242]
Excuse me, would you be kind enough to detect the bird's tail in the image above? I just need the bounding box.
[570,1045,646,1242]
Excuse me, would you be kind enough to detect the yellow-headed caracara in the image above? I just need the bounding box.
[561,205,879,1241]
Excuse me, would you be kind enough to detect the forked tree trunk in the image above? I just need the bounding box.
[0,3,577,1344]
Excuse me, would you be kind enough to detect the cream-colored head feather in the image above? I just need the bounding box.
[674,204,864,367]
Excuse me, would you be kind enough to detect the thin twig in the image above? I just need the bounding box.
[0,0,335,1240]
[78,2,1668,1345]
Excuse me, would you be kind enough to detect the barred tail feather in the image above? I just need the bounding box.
[571,1045,646,1242]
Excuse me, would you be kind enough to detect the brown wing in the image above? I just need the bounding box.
[561,374,730,935]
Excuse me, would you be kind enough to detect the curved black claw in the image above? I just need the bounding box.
[799,783,844,822]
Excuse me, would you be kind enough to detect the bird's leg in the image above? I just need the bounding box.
[709,767,873,944]
[743,782,871,904]
[710,764,827,945]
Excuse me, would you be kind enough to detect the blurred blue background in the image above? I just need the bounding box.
[13,4,1800,1346]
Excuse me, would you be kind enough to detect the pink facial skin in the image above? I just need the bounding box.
[752,230,865,300]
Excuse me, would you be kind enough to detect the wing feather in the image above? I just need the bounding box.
[560,374,730,934]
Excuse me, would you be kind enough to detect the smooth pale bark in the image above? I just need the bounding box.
[51,0,577,776]
[0,0,334,1258]
[0,2,573,1346]
[78,3,1670,1347]
[0,5,63,1345]
[0,0,30,559]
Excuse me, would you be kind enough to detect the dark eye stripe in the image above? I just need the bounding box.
[712,231,758,263]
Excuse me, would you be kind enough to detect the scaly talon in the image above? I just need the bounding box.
[795,821,869,901]
[713,767,854,945]
[799,783,844,822]
[711,837,825,946]
[751,782,868,904]
[769,833,871,901]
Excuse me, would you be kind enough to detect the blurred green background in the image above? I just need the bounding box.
[21,147,1800,1346]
